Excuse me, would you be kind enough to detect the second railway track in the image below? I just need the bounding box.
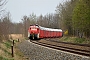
[30,39,90,57]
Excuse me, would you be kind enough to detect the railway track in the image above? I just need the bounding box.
[30,39,90,57]
[45,38,90,47]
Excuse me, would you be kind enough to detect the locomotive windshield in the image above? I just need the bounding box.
[30,25,39,31]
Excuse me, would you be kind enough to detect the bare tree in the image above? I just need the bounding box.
[55,0,77,35]
[0,0,7,42]
[0,0,7,13]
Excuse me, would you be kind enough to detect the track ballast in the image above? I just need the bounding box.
[30,39,90,57]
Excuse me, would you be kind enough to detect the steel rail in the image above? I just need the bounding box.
[45,38,90,47]
[30,40,90,57]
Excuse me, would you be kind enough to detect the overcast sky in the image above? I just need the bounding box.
[5,0,66,23]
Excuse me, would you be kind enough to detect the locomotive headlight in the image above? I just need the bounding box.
[32,34,34,39]
[28,32,30,37]
[37,33,39,39]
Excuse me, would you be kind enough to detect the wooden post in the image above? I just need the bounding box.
[18,39,19,42]
[13,40,14,46]
[11,46,14,57]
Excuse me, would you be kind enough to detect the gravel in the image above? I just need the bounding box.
[17,40,90,60]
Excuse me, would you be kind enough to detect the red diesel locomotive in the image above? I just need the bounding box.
[28,24,63,40]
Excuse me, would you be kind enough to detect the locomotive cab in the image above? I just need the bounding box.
[28,25,39,40]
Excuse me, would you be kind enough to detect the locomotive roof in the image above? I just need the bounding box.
[39,26,62,32]
[29,24,62,32]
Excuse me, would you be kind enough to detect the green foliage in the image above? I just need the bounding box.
[55,0,77,35]
[0,56,3,60]
[4,41,11,48]
[72,0,90,31]
[74,38,86,43]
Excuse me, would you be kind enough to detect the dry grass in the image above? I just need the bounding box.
[0,41,13,60]
[0,34,29,60]
[9,34,24,40]
[0,39,26,60]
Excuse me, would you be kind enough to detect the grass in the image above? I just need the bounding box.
[14,40,18,42]
[0,39,24,60]
[63,37,69,41]
[0,47,11,55]
[74,38,86,43]
[25,37,29,40]
[60,36,90,44]
[4,41,11,48]
[0,56,14,60]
